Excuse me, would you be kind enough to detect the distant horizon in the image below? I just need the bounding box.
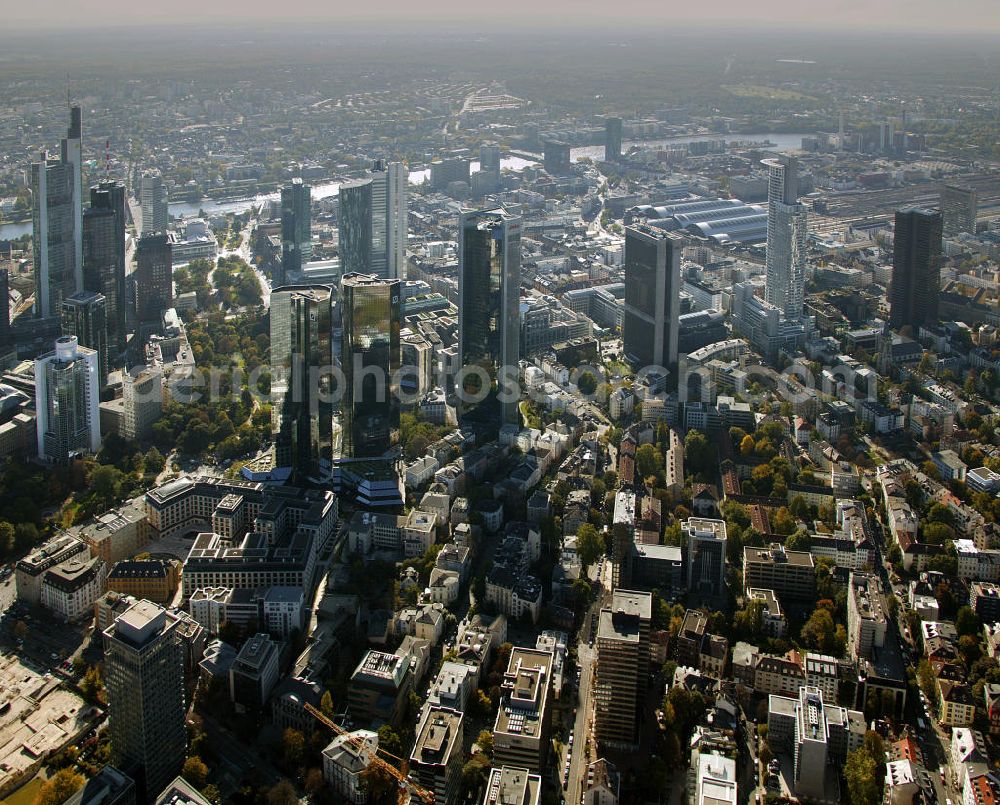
[0,1,998,37]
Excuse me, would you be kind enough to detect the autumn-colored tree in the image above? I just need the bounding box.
[182,756,209,789]
[34,768,84,805]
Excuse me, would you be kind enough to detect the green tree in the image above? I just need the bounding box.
[772,507,796,535]
[320,690,334,716]
[636,443,663,479]
[377,724,403,757]
[956,606,981,637]
[576,524,606,569]
[801,608,837,654]
[577,371,598,395]
[684,430,715,477]
[844,745,884,805]
[281,728,305,769]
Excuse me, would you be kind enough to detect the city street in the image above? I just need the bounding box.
[566,560,611,805]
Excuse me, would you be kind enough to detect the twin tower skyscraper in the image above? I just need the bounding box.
[274,158,521,484]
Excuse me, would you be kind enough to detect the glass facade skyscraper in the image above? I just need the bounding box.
[605,117,623,162]
[622,224,681,375]
[889,208,942,331]
[279,179,311,286]
[458,207,521,426]
[338,178,373,277]
[84,181,127,357]
[271,284,333,481]
[340,273,401,458]
[32,107,84,320]
[339,163,407,281]
[134,233,172,321]
[34,336,101,464]
[61,291,108,388]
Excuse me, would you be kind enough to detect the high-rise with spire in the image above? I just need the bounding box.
[32,106,84,319]
[763,156,807,319]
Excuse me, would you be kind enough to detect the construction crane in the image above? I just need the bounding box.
[303,702,435,805]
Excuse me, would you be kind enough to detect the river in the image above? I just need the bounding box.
[0,132,805,239]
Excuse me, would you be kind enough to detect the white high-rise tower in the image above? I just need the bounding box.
[763,156,807,320]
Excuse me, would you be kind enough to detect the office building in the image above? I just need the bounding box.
[493,647,554,773]
[622,224,681,376]
[134,234,172,321]
[341,273,401,458]
[480,144,502,173]
[694,753,738,805]
[229,632,280,712]
[322,730,378,804]
[763,157,807,319]
[743,545,816,602]
[139,170,168,235]
[430,156,471,190]
[103,600,186,801]
[605,117,623,162]
[847,571,887,659]
[84,181,128,356]
[367,160,408,279]
[889,208,942,331]
[15,534,88,604]
[270,285,334,481]
[793,687,828,800]
[767,686,865,801]
[594,590,652,750]
[0,268,9,345]
[458,208,521,425]
[684,518,727,598]
[410,707,464,805]
[32,107,84,318]
[941,184,977,237]
[340,162,407,280]
[279,179,311,286]
[484,766,542,805]
[64,766,136,805]
[62,291,108,387]
[348,649,413,728]
[339,178,373,277]
[543,140,572,176]
[156,778,212,805]
[122,367,163,441]
[40,555,107,622]
[35,336,101,463]
[106,559,179,605]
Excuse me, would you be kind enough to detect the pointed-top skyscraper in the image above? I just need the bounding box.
[32,106,84,319]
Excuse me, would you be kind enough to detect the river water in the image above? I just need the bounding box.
[0,132,805,239]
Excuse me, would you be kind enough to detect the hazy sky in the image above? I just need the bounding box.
[3,0,999,33]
